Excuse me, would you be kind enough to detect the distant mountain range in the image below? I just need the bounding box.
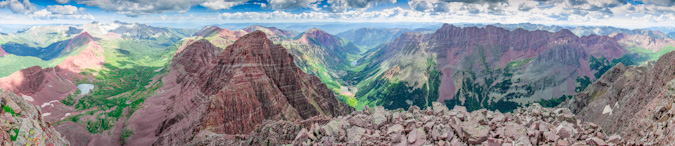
[344,24,674,112]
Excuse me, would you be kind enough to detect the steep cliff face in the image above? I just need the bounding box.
[350,24,628,111]
[125,31,353,146]
[561,51,675,145]
[0,89,70,146]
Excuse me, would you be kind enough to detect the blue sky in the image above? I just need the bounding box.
[0,0,674,28]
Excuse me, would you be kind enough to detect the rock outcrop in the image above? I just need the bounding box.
[191,102,624,145]
[562,51,675,145]
[124,30,353,146]
[0,88,70,146]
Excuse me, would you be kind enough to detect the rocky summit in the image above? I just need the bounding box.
[190,102,624,145]
[123,30,353,146]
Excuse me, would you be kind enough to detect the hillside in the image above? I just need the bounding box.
[561,51,675,145]
[347,24,632,111]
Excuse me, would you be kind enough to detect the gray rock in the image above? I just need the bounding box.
[463,122,489,145]
[347,127,366,143]
[388,124,405,134]
[515,136,533,146]
[587,137,607,146]
[555,122,576,139]
[349,114,371,128]
[408,128,426,146]
[432,102,449,115]
[607,135,621,144]
[293,128,309,144]
[486,138,503,146]
[503,123,527,140]
[372,113,387,128]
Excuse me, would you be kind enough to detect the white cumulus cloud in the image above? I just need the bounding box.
[326,0,396,12]
[73,0,249,17]
[30,5,93,20]
[0,0,37,14]
[47,5,84,14]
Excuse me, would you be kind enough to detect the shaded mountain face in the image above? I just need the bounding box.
[1,88,70,145]
[560,51,675,145]
[1,32,94,60]
[337,28,413,49]
[124,31,353,146]
[349,24,628,111]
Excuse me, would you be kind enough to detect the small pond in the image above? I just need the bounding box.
[77,84,95,95]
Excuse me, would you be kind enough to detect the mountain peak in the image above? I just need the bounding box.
[231,30,269,46]
[193,26,223,37]
[299,28,339,45]
[554,29,577,38]
[172,39,222,74]
[303,28,330,37]
[244,25,296,38]
[73,32,93,40]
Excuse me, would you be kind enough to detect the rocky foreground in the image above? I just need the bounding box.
[190,102,623,145]
[0,89,69,146]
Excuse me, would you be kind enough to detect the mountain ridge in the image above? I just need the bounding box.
[124,30,353,145]
[349,23,629,111]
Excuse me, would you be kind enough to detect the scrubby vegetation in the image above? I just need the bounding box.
[534,95,572,108]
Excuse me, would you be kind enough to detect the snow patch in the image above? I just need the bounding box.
[21,94,34,102]
[42,113,51,117]
[41,100,60,108]
[602,105,613,115]
[60,113,71,121]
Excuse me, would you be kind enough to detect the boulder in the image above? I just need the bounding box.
[347,127,366,143]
